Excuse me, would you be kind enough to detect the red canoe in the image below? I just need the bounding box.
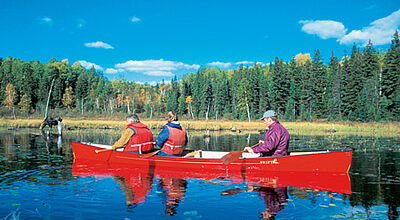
[72,141,352,173]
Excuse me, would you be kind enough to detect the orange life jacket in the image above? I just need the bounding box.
[161,125,186,155]
[124,122,154,153]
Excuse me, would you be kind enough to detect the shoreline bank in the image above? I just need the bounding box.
[1,118,399,136]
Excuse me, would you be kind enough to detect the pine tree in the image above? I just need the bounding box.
[381,31,400,115]
[311,50,328,117]
[343,45,363,119]
[327,52,342,120]
[270,58,290,115]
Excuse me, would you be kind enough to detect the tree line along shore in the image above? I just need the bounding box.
[0,32,399,123]
[1,118,399,137]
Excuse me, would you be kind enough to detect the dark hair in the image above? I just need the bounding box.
[126,114,140,123]
[270,116,277,121]
[165,111,178,122]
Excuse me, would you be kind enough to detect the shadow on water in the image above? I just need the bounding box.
[0,128,399,219]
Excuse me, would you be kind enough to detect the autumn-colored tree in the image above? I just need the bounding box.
[185,95,194,119]
[18,94,31,112]
[3,83,17,119]
[3,83,16,109]
[294,53,312,66]
[124,95,131,113]
[62,86,75,109]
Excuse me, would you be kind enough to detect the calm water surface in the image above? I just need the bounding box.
[0,128,399,219]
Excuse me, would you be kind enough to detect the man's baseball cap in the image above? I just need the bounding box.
[260,110,276,120]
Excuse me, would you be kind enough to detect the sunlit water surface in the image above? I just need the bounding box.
[0,128,399,219]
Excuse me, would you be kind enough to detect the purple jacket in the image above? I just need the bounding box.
[253,121,290,156]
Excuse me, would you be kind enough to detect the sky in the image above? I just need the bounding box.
[1,0,400,85]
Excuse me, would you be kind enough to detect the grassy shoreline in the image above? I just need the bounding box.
[1,118,400,136]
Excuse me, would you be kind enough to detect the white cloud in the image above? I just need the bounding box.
[40,17,53,26]
[84,41,114,49]
[339,9,400,45]
[105,68,121,74]
[300,9,400,46]
[78,60,103,71]
[136,80,170,86]
[207,61,232,68]
[235,61,254,65]
[300,20,347,39]
[115,59,199,76]
[144,71,174,77]
[131,16,141,23]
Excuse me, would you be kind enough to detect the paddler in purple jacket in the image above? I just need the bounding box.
[244,110,290,156]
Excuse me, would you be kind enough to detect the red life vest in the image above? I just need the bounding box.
[124,122,154,153]
[161,125,186,155]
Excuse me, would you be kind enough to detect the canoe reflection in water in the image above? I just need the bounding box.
[111,166,155,208]
[73,158,350,217]
[158,177,187,215]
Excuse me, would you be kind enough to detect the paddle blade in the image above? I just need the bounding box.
[221,187,242,196]
[95,149,113,154]
[141,150,160,158]
[221,151,243,165]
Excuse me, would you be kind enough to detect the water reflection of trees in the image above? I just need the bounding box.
[350,151,400,220]
[0,129,75,187]
[1,129,400,218]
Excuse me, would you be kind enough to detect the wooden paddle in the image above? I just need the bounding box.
[220,187,242,196]
[183,150,202,158]
[95,149,113,153]
[221,143,260,165]
[140,150,160,158]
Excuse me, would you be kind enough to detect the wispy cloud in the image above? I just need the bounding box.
[105,68,123,74]
[300,9,400,46]
[136,80,171,86]
[299,20,347,39]
[145,71,174,77]
[207,61,232,68]
[115,59,200,77]
[78,60,103,71]
[235,61,254,65]
[339,9,400,45]
[40,17,53,26]
[207,61,259,68]
[84,41,114,49]
[131,16,141,23]
[76,19,86,29]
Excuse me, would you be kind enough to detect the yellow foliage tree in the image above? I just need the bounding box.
[62,86,75,109]
[294,53,312,66]
[3,83,16,109]
[117,94,123,108]
[18,94,31,112]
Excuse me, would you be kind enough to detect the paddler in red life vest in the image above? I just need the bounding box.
[112,114,155,154]
[156,111,188,157]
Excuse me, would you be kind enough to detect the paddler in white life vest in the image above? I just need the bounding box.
[112,114,155,154]
[156,111,188,157]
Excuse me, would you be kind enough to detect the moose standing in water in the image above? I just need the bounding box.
[40,117,63,135]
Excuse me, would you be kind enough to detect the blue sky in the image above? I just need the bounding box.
[1,0,399,85]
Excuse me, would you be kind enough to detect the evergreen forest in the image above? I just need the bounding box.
[1,32,400,122]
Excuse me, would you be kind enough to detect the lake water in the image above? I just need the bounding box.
[0,128,399,219]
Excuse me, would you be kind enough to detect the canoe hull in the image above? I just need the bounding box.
[72,141,352,173]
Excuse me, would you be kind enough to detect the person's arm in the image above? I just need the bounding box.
[112,128,135,150]
[156,126,170,148]
[253,130,280,154]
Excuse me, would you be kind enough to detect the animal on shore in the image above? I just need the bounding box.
[40,117,62,130]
